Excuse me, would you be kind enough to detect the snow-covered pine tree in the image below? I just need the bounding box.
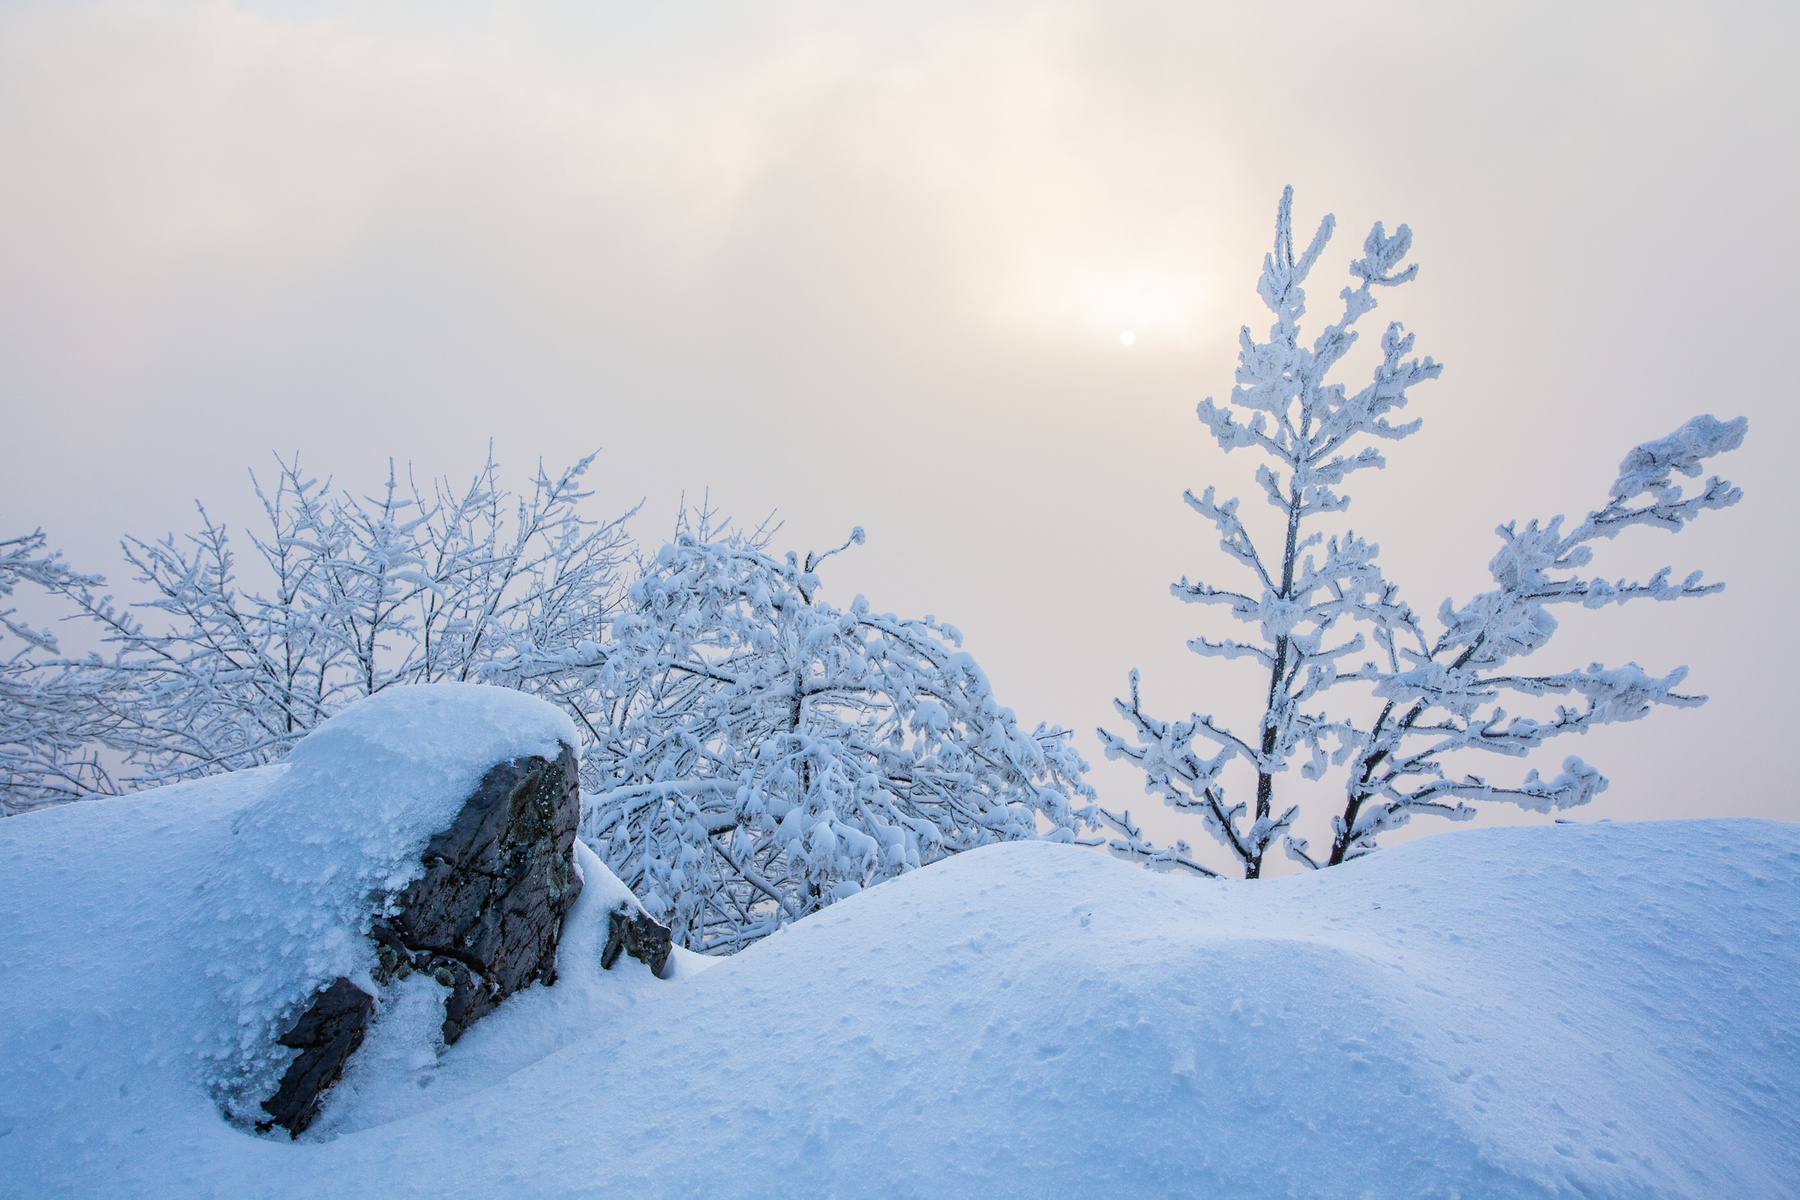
[560,517,1095,952]
[1100,187,1747,878]
[0,531,120,813]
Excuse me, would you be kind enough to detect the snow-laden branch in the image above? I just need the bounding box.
[566,526,1096,952]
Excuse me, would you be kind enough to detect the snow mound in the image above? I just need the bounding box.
[177,683,575,1121]
[3,777,1795,1197]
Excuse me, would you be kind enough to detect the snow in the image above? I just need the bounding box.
[2,707,1794,1198]
[1609,413,1748,503]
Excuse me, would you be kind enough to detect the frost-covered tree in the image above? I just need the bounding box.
[0,531,120,813]
[505,515,1095,952]
[52,451,634,786]
[15,459,1096,955]
[1100,187,1746,878]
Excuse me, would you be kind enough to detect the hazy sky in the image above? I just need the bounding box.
[3,0,1794,865]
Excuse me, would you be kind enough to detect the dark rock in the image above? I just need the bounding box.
[380,743,585,1043]
[259,977,374,1136]
[602,904,674,979]
[260,741,584,1136]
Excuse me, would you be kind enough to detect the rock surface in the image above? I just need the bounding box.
[262,742,584,1135]
[603,904,674,978]
[259,978,376,1136]
[380,744,585,1042]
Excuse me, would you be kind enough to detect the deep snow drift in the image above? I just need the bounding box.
[1,693,1794,1197]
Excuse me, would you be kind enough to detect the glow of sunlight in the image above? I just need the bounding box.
[1066,266,1213,346]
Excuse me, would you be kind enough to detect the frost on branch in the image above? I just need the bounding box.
[0,531,119,812]
[568,518,1095,953]
[44,451,634,789]
[1104,186,1747,878]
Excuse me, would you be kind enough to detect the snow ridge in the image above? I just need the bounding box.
[0,740,1793,1198]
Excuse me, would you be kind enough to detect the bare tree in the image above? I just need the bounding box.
[0,531,119,813]
[51,450,634,786]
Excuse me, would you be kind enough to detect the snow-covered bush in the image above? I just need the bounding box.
[9,464,1094,955]
[46,452,633,787]
[1101,187,1747,878]
[0,531,118,812]
[537,520,1095,953]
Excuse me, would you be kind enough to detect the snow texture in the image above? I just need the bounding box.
[4,745,1794,1199]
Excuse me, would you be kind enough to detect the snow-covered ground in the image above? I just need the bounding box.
[2,713,1794,1196]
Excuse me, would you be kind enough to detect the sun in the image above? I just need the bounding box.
[1119,330,1136,346]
